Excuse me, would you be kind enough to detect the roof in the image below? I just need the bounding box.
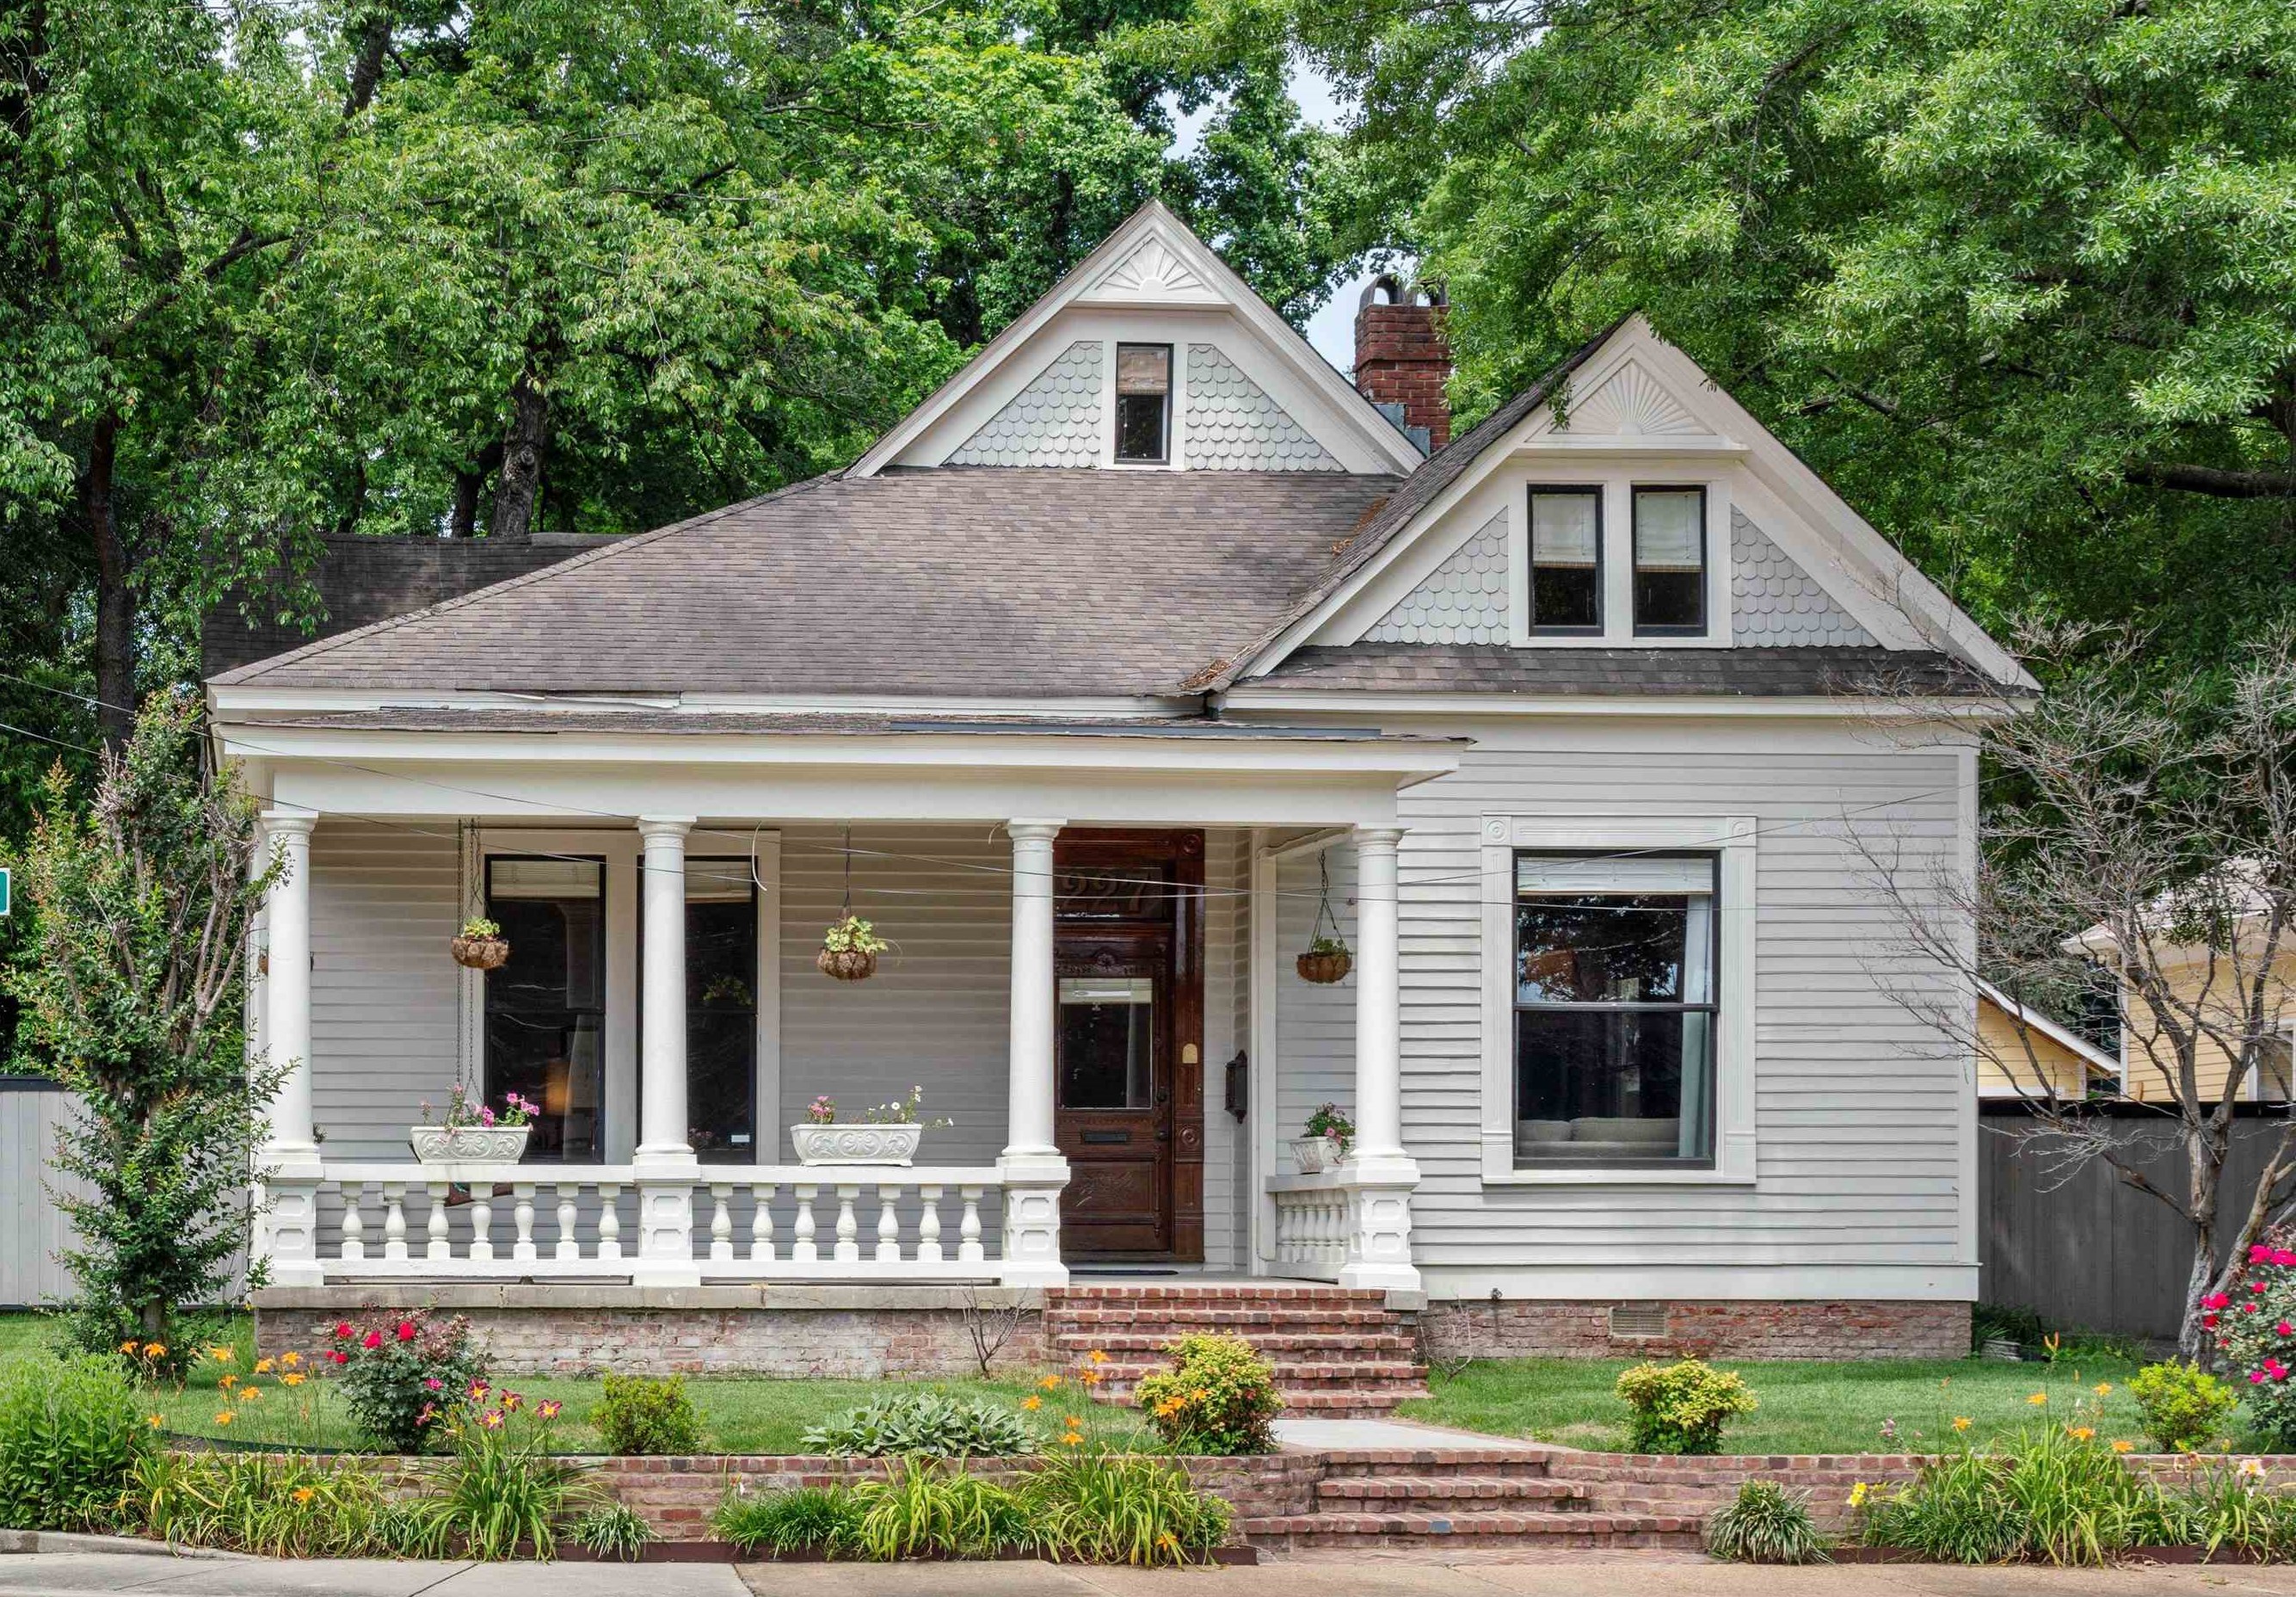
[1246,644,2000,698]
[1976,981,2120,1080]
[243,708,1449,743]
[209,471,1400,698]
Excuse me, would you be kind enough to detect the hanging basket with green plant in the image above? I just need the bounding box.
[1295,854,1352,983]
[449,916,508,971]
[817,912,887,981]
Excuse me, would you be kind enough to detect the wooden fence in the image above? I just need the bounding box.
[1979,1104,2293,1341]
[0,1079,80,1309]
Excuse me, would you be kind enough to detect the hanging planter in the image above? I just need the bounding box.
[450,916,510,971]
[1295,854,1352,983]
[817,911,887,981]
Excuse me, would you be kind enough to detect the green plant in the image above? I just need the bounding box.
[457,915,502,940]
[1856,1422,2179,1566]
[4,694,286,1358]
[850,1456,1029,1560]
[1971,1303,2047,1352]
[328,1311,486,1453]
[821,913,889,956]
[2167,1458,2296,1561]
[1302,1102,1353,1153]
[1132,1335,1283,1455]
[591,1374,705,1456]
[2206,1242,2296,1445]
[126,1450,413,1557]
[400,1390,597,1559]
[1024,1450,1229,1566]
[1303,934,1349,958]
[570,1501,656,1562]
[1705,1479,1827,1564]
[712,1484,865,1557]
[2129,1360,2238,1453]
[0,1352,155,1530]
[1615,1359,1758,1455]
[801,1390,1036,1458]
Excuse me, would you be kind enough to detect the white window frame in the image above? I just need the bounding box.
[1480,815,1757,1185]
[1506,468,1733,649]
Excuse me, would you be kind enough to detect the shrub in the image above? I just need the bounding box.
[570,1501,656,1562]
[1615,1358,1757,1455]
[327,1311,486,1453]
[399,1389,596,1559]
[1024,1450,1230,1566]
[2168,1458,2296,1560]
[126,1450,414,1557]
[2129,1360,2238,1453]
[800,1391,1036,1458]
[1856,1425,2179,1566]
[2204,1240,2296,1446]
[850,1457,1030,1560]
[1705,1479,1826,1564]
[713,1484,864,1557]
[590,1373,704,1456]
[1132,1335,1282,1455]
[1971,1302,2047,1351]
[0,1352,155,1530]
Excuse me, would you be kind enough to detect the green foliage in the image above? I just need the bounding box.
[328,1312,487,1455]
[1615,1359,1758,1455]
[3,694,280,1356]
[1972,1304,2048,1352]
[1132,1335,1283,1455]
[399,1394,599,1561]
[1023,1450,1230,1566]
[590,1374,704,1457]
[1705,1479,1827,1564]
[850,1456,1031,1560]
[2128,1360,2238,1454]
[0,1352,154,1531]
[126,1450,417,1558]
[712,1484,865,1558]
[820,914,889,957]
[569,1501,656,1562]
[801,1390,1037,1458]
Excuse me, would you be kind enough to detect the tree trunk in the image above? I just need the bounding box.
[450,441,503,537]
[489,373,547,543]
[342,8,391,118]
[2180,1120,2228,1361]
[83,412,134,749]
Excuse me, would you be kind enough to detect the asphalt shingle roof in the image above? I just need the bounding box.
[1254,644,2004,697]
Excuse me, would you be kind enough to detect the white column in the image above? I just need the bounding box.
[254,810,322,1286]
[632,816,700,1286]
[997,818,1069,1286]
[1339,825,1419,1292]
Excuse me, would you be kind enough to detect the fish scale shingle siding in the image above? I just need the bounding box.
[1363,510,1510,644]
[1183,345,1343,471]
[947,340,1105,467]
[1730,509,1874,647]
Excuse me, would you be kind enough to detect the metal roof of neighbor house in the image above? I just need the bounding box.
[1248,644,2003,697]
[209,470,1401,699]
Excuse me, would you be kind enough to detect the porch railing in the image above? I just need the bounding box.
[262,1162,1056,1285]
[1265,1167,1419,1292]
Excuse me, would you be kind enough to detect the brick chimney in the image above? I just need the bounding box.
[1353,275,1451,453]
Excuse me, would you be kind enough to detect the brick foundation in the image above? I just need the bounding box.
[1420,1298,1971,1362]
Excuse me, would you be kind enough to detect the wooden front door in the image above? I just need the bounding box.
[1054,831,1203,1261]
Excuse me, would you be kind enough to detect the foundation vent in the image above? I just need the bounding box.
[1609,1303,1669,1339]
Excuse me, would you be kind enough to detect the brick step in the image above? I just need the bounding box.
[1316,1449,1559,1480]
[1050,1286,1389,1304]
[1053,1331,1419,1357]
[1048,1307,1406,1332]
[1237,1509,1704,1554]
[1315,1476,1587,1511]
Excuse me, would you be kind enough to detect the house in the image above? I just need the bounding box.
[207,201,2028,1374]
[1973,982,2118,1102]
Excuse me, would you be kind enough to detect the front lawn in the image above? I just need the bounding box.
[0,1310,1142,1454]
[1399,1354,2164,1454]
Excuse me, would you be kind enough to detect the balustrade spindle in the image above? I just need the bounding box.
[710,1186,735,1264]
[792,1185,818,1263]
[917,1186,944,1264]
[382,1185,408,1261]
[597,1184,623,1261]
[427,1182,452,1261]
[340,1183,366,1261]
[512,1185,537,1263]
[958,1187,984,1265]
[834,1186,861,1263]
[555,1186,579,1261]
[876,1184,902,1263]
[749,1183,776,1262]
[468,1192,494,1262]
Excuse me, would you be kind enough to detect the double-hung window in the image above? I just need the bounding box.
[1115,343,1172,463]
[1529,487,1603,633]
[1512,853,1717,1167]
[1632,486,1707,635]
[484,857,607,1162]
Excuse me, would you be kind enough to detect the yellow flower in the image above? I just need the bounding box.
[1087,1350,1109,1366]
[292,1487,316,1504]
[1063,1415,1082,1428]
[145,1343,166,1360]
[1039,1375,1062,1390]
[280,1372,305,1388]
[2068,1425,2095,1442]
[213,1412,234,1427]
[2027,1392,2048,1406]
[217,1373,237,1390]
[1021,1395,1042,1411]
[239,1386,262,1403]
[2112,1440,2135,1453]
[120,1339,140,1353]
[145,1414,163,1429]
[207,1346,234,1366]
[1951,1416,1972,1433]
[279,1351,299,1369]
[2094,1383,2113,1398]
[1080,1370,1102,1386]
[1191,1388,1210,1403]
[1847,1482,1869,1509]
[254,1358,274,1375]
[1061,1432,1083,1447]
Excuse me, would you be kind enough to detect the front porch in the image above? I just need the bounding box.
[235,716,1452,1301]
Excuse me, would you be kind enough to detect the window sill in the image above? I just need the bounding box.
[1481,1165,1755,1187]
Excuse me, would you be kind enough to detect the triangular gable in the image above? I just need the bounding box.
[1226,315,2032,689]
[947,340,1104,467]
[847,201,1423,478]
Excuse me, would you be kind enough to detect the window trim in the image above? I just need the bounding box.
[1113,342,1174,465]
[1630,484,1709,638]
[1526,484,1605,637]
[1480,815,1757,1185]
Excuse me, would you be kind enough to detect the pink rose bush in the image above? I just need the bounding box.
[2207,1238,2296,1446]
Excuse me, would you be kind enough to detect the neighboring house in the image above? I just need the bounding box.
[203,201,2029,1367]
[1973,982,2118,1102]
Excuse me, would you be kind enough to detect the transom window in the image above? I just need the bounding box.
[1115,343,1172,463]
[1529,487,1603,633]
[1512,853,1717,1167]
[484,857,606,1162]
[1632,486,1707,635]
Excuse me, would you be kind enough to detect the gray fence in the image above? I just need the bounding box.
[0,1079,80,1310]
[1979,1105,2293,1341]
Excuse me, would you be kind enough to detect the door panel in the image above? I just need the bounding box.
[1056,942,1172,1255]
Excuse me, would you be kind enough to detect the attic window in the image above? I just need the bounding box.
[1633,487,1708,635]
[1115,343,1172,463]
[1529,487,1602,633]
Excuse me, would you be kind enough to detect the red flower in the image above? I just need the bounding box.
[329,1350,348,1364]
[333,1322,353,1339]
[2205,1293,2232,1310]
[361,1329,382,1348]
[396,1322,416,1342]
[2246,1303,2262,1315]
[2206,1314,2221,1329]
[2253,1282,2268,1294]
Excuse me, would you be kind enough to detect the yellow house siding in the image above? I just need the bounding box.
[1976,997,2099,1101]
[2119,951,2296,1105]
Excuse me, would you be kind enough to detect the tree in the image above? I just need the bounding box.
[1283,0,2296,659]
[4,690,283,1358]
[1866,623,2296,1360]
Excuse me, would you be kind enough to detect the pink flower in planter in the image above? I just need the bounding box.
[2253,1245,2273,1262]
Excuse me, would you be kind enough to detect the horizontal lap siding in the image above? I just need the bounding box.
[1276,845,1356,1146]
[0,1087,80,1307]
[1391,718,1968,1267]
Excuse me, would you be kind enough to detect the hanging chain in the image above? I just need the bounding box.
[1314,851,1345,944]
[840,823,854,917]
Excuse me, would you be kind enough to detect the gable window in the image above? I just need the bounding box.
[1528,487,1602,633]
[1115,343,1172,462]
[485,857,606,1162]
[1632,486,1707,634]
[1512,854,1715,1167]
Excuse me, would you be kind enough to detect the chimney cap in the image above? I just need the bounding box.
[1359,273,1446,311]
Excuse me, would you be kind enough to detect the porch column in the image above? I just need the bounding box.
[1340,825,1419,1292]
[255,810,323,1286]
[998,818,1069,1286]
[633,816,700,1286]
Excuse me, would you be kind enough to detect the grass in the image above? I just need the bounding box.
[1400,1354,2175,1455]
[0,1310,1146,1455]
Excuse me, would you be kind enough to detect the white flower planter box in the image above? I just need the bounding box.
[791,1123,923,1166]
[409,1124,531,1164]
[1289,1135,1345,1175]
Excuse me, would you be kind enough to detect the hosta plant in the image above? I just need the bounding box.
[800,1391,1035,1458]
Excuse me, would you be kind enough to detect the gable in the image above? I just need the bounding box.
[1183,345,1341,471]
[946,340,1103,467]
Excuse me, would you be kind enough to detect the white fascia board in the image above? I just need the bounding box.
[207,685,1189,718]
[1975,981,2121,1078]
[1216,688,2016,720]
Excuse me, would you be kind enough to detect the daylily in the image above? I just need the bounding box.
[214,1412,234,1427]
[254,1358,274,1374]
[480,1409,506,1431]
[468,1379,490,1400]
[145,1414,163,1429]
[280,1352,299,1369]
[292,1488,316,1505]
[281,1373,305,1388]
[538,1400,563,1421]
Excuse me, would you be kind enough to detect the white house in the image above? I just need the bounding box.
[208,202,2025,1372]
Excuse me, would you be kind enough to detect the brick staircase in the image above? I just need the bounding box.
[1043,1283,1430,1416]
[1236,1448,1706,1558]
